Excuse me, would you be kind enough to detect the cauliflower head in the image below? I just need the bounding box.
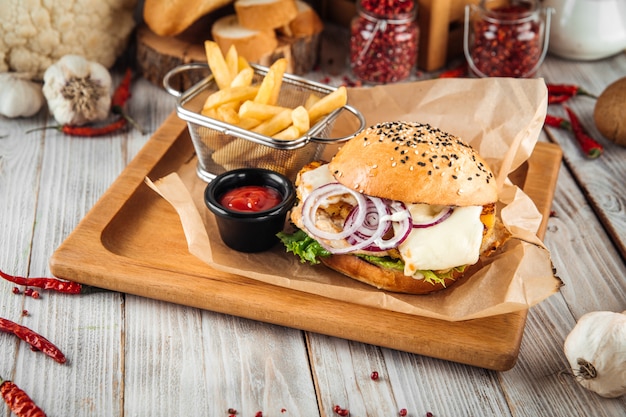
[0,0,138,80]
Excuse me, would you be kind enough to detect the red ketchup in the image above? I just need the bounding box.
[219,185,282,212]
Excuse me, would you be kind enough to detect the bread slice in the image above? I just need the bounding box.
[211,14,278,62]
[278,0,324,38]
[143,0,233,36]
[234,0,298,31]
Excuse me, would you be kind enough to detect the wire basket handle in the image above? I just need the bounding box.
[163,63,210,98]
[308,104,366,144]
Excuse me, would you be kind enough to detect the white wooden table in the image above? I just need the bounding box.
[1,31,625,416]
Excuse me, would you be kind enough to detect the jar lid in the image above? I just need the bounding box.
[478,0,540,22]
[357,0,417,21]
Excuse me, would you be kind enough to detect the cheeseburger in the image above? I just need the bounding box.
[278,121,508,294]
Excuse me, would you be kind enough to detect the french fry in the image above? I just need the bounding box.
[212,138,275,168]
[273,125,300,140]
[291,105,310,134]
[238,100,288,121]
[224,45,239,81]
[204,41,232,90]
[201,107,219,119]
[237,117,262,130]
[304,92,321,110]
[212,138,259,168]
[216,105,240,124]
[268,59,287,105]
[254,58,287,105]
[252,108,293,136]
[203,86,259,110]
[253,72,275,105]
[307,86,347,123]
[230,67,254,88]
[237,56,251,72]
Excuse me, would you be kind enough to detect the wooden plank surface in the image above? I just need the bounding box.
[1,36,625,417]
[540,58,626,261]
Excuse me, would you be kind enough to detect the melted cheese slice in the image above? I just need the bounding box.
[299,164,336,200]
[399,204,484,275]
[300,164,485,274]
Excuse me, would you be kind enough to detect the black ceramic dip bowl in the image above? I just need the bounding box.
[204,168,296,253]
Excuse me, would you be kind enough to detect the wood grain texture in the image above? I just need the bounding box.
[49,108,561,371]
[540,54,626,261]
[1,41,625,417]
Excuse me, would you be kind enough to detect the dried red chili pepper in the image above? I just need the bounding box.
[438,62,468,78]
[544,114,571,130]
[111,68,133,108]
[545,110,603,159]
[111,68,144,134]
[563,106,603,158]
[0,377,47,417]
[1,269,84,294]
[547,84,596,99]
[60,118,128,137]
[548,94,572,105]
[0,317,67,364]
[27,117,128,137]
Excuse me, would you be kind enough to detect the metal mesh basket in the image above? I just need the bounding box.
[164,63,365,182]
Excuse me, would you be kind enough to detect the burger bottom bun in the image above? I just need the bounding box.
[320,255,462,295]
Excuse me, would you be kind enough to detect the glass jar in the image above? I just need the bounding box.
[463,0,553,78]
[350,0,419,84]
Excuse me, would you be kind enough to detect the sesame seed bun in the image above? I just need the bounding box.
[328,121,498,206]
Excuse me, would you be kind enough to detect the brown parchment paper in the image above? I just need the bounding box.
[146,77,562,322]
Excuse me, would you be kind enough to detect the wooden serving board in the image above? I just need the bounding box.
[49,112,562,371]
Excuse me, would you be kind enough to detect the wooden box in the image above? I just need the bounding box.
[317,0,508,72]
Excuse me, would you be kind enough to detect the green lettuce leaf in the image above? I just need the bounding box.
[277,229,331,264]
[358,254,467,287]
[278,229,467,286]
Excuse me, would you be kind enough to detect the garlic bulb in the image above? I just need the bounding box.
[42,55,112,126]
[564,310,626,398]
[0,72,45,118]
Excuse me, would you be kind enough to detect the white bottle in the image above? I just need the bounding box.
[543,0,626,60]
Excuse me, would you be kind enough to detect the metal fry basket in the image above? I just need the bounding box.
[164,63,366,182]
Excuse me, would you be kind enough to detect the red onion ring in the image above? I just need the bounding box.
[300,183,416,254]
[412,206,454,229]
[330,196,390,254]
[345,198,391,244]
[301,183,367,241]
[374,201,412,250]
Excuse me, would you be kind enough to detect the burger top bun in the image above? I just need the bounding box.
[328,121,498,207]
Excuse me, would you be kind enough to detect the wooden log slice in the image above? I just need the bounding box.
[136,24,210,93]
[136,23,321,91]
